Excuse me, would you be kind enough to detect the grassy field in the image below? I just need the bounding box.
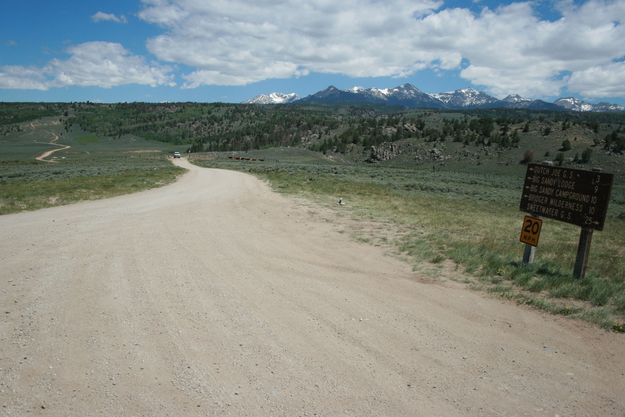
[0,118,185,214]
[192,148,625,331]
[2,107,623,329]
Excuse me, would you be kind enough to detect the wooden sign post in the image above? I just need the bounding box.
[573,228,593,279]
[519,164,613,279]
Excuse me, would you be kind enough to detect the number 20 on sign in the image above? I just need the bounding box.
[520,215,543,247]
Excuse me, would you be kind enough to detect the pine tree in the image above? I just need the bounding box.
[561,139,571,151]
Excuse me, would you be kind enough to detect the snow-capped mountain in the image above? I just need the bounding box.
[246,86,624,112]
[246,92,299,104]
[300,83,444,108]
[299,86,382,105]
[592,102,625,112]
[503,94,561,110]
[384,84,445,108]
[554,97,625,112]
[503,94,532,104]
[349,83,429,100]
[429,88,500,108]
[554,97,595,112]
[349,86,389,100]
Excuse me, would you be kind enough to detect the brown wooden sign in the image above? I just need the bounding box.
[520,163,613,230]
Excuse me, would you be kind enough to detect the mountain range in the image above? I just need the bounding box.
[246,84,625,112]
[245,92,299,104]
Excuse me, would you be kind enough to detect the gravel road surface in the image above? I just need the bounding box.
[1,159,624,416]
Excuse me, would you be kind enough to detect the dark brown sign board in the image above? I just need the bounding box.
[520,163,613,230]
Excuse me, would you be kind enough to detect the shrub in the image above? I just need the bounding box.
[561,139,572,151]
[520,149,534,164]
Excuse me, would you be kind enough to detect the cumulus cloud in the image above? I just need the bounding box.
[183,64,308,88]
[92,11,128,24]
[0,42,174,90]
[48,42,174,88]
[137,0,625,99]
[139,0,446,87]
[569,61,625,98]
[0,66,48,90]
[419,1,625,97]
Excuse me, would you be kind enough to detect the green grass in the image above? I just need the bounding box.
[76,134,99,144]
[0,119,185,214]
[0,166,181,214]
[192,148,625,330]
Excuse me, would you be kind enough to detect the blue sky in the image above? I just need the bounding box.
[1,0,624,104]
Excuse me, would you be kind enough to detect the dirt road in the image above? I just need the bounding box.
[35,132,70,163]
[25,118,69,163]
[1,159,623,416]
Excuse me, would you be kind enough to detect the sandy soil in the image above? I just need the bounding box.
[1,159,623,416]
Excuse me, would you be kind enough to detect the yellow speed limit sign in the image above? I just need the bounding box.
[520,215,542,247]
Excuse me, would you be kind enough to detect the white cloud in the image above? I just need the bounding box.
[183,64,308,88]
[48,42,174,88]
[0,42,174,90]
[569,61,625,98]
[392,0,625,97]
[139,0,445,86]
[137,0,625,99]
[0,66,48,90]
[92,11,128,24]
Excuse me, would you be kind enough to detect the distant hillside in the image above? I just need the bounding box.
[38,101,620,178]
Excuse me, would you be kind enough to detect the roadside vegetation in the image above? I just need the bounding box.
[192,149,625,331]
[0,108,184,214]
[2,102,624,329]
[1,165,180,214]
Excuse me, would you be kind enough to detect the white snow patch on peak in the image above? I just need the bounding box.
[555,97,625,112]
[347,86,391,99]
[350,86,384,93]
[596,102,625,111]
[429,92,452,102]
[371,88,390,96]
[246,92,299,104]
[504,94,530,103]
[555,97,595,111]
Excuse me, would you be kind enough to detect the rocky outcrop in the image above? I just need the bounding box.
[367,141,455,163]
[367,143,403,162]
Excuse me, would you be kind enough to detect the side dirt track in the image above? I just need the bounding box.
[31,119,71,163]
[0,158,623,416]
